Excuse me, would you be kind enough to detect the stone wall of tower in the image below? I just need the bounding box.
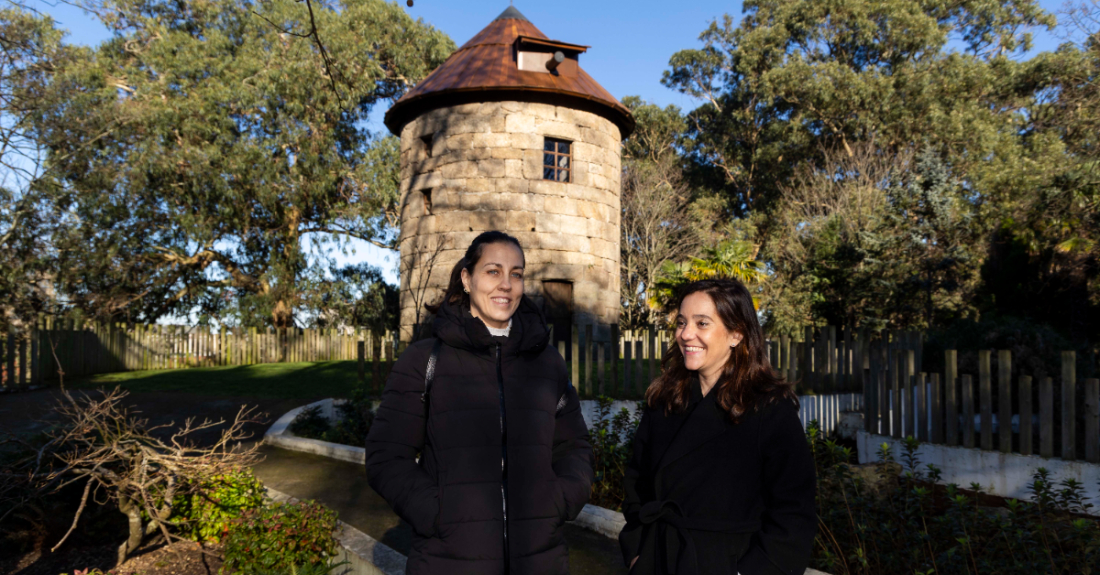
[396,101,622,342]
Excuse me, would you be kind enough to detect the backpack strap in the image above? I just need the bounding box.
[555,379,572,416]
[421,338,443,406]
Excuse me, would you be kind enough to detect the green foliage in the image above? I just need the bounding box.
[223,500,340,574]
[648,239,766,313]
[588,396,643,510]
[661,0,1100,339]
[174,468,267,543]
[288,391,374,446]
[810,429,1100,574]
[763,148,984,333]
[23,0,454,327]
[289,406,332,440]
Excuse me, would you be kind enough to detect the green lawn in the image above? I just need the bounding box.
[68,358,853,400]
[70,360,379,399]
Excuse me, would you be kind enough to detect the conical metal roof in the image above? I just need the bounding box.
[384,7,634,137]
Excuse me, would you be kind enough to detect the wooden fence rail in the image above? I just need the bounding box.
[0,318,400,390]
[863,347,1100,464]
[5,320,905,401]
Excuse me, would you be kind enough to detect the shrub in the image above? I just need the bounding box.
[288,393,374,447]
[589,396,642,510]
[289,406,331,439]
[810,428,1100,574]
[174,468,266,543]
[223,500,340,574]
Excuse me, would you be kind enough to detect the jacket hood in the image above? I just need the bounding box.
[433,294,550,355]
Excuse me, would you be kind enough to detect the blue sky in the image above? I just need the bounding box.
[24,0,1070,285]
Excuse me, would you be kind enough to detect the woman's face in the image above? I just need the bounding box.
[675,291,743,381]
[461,242,525,330]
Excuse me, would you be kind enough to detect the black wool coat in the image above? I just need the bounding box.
[619,381,816,575]
[364,297,593,575]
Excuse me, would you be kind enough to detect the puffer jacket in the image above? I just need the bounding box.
[364,296,593,575]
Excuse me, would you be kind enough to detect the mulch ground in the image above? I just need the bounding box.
[1,539,223,575]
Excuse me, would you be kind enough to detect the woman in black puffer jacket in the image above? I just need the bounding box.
[365,231,594,575]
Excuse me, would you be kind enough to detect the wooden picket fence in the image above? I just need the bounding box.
[0,318,400,389]
[863,347,1100,464]
[535,323,921,400]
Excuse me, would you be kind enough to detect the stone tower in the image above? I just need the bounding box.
[385,6,634,344]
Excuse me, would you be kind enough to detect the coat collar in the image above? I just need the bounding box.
[432,295,549,356]
[654,379,731,475]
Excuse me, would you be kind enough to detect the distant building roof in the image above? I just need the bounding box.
[384,6,634,138]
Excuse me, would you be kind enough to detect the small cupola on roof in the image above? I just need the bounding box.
[384,6,634,137]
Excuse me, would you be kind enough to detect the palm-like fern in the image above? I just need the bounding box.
[647,240,766,312]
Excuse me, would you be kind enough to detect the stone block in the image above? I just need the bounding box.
[588,162,603,175]
[505,113,537,134]
[464,177,494,193]
[502,101,525,113]
[441,133,476,153]
[494,179,531,196]
[507,133,542,150]
[539,233,589,253]
[558,214,590,236]
[450,103,480,114]
[491,148,525,160]
[534,213,564,233]
[511,231,540,250]
[478,102,505,116]
[575,200,607,221]
[432,188,459,210]
[531,263,582,281]
[506,210,537,231]
[471,133,509,148]
[478,159,507,179]
[527,103,557,120]
[469,211,509,231]
[410,171,442,191]
[437,214,472,233]
[538,120,582,141]
[570,163,589,187]
[548,250,596,265]
[591,237,617,260]
[460,192,497,211]
[542,199,580,217]
[441,161,479,179]
[505,159,524,179]
[523,150,545,180]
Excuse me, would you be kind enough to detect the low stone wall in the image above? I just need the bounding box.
[856,430,1100,507]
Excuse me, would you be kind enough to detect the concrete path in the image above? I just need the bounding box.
[251,444,627,575]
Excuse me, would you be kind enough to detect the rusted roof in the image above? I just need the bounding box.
[384,7,634,138]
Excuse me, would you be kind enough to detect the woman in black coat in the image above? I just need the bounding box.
[620,279,816,575]
[365,231,593,575]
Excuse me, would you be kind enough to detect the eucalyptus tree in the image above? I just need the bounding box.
[28,0,453,327]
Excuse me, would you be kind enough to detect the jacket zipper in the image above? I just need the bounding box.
[496,342,509,573]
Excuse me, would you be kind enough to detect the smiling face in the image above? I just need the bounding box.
[460,242,525,330]
[675,291,744,389]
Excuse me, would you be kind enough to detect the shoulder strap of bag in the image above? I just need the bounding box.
[421,338,443,406]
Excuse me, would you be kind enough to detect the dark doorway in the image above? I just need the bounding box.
[542,280,573,359]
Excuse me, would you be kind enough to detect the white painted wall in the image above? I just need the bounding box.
[856,430,1100,507]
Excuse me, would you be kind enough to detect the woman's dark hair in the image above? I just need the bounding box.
[646,278,797,423]
[425,231,525,314]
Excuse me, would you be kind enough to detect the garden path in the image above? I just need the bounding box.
[252,444,627,575]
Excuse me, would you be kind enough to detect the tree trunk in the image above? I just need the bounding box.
[117,494,144,565]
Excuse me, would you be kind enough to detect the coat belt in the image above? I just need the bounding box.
[637,500,758,575]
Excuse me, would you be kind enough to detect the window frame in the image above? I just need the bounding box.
[542,137,572,183]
